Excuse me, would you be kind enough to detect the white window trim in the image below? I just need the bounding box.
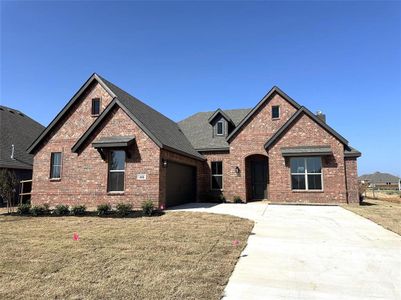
[211,161,223,190]
[107,151,126,192]
[50,152,62,180]
[291,157,323,191]
[216,121,224,136]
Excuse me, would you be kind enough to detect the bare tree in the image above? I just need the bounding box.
[0,169,18,213]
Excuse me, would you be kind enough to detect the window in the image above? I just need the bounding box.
[211,161,223,190]
[108,150,125,192]
[50,152,62,179]
[92,98,101,115]
[216,121,224,135]
[272,105,280,119]
[290,157,322,190]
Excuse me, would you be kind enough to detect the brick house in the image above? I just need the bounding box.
[27,73,361,208]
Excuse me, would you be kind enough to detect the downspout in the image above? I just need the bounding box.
[344,156,349,204]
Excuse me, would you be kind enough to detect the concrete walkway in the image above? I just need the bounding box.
[170,202,401,300]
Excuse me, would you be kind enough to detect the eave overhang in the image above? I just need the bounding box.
[92,136,136,149]
[281,146,333,157]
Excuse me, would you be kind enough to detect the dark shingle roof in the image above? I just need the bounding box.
[178,108,251,150]
[28,73,204,160]
[281,146,333,156]
[97,76,204,160]
[359,172,400,184]
[0,105,44,169]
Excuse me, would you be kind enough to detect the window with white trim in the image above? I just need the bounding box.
[211,161,223,190]
[50,152,62,179]
[108,150,125,192]
[290,157,322,190]
[216,121,224,135]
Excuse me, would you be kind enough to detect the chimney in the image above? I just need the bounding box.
[316,110,326,123]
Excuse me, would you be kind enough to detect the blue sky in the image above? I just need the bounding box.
[1,1,400,176]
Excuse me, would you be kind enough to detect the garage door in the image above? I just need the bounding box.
[166,161,196,207]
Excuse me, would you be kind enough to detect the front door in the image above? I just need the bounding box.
[250,159,268,200]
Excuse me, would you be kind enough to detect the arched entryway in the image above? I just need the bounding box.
[245,154,269,201]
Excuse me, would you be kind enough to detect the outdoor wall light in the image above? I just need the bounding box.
[162,159,168,168]
[235,166,240,174]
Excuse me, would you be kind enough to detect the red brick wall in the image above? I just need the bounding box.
[31,83,161,209]
[198,151,231,200]
[199,94,358,204]
[267,113,347,203]
[345,158,359,203]
[223,93,298,201]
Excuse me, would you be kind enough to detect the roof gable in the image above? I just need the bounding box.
[208,108,234,126]
[264,106,349,150]
[27,73,203,161]
[359,172,400,183]
[226,86,302,142]
[27,73,115,154]
[97,76,204,160]
[178,108,251,151]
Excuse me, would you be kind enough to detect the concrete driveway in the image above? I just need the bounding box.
[170,202,401,300]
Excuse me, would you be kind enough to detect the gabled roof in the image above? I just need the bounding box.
[178,108,251,151]
[264,106,349,149]
[359,172,400,184]
[207,108,234,125]
[97,76,204,160]
[28,73,204,161]
[226,86,302,141]
[0,105,44,169]
[27,74,116,154]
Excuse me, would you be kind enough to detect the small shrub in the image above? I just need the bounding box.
[141,200,154,216]
[43,203,51,214]
[116,203,133,216]
[97,203,111,216]
[218,193,226,203]
[17,203,31,215]
[54,204,70,216]
[71,205,86,216]
[30,205,46,216]
[233,196,243,203]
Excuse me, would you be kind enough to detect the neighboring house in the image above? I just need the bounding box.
[0,105,45,206]
[359,172,401,191]
[27,73,361,208]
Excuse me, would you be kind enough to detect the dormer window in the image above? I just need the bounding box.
[92,98,101,116]
[216,121,224,135]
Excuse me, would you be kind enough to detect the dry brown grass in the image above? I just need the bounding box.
[364,190,401,203]
[0,212,253,299]
[343,199,401,235]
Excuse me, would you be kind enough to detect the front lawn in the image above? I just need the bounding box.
[0,212,253,299]
[343,199,401,235]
